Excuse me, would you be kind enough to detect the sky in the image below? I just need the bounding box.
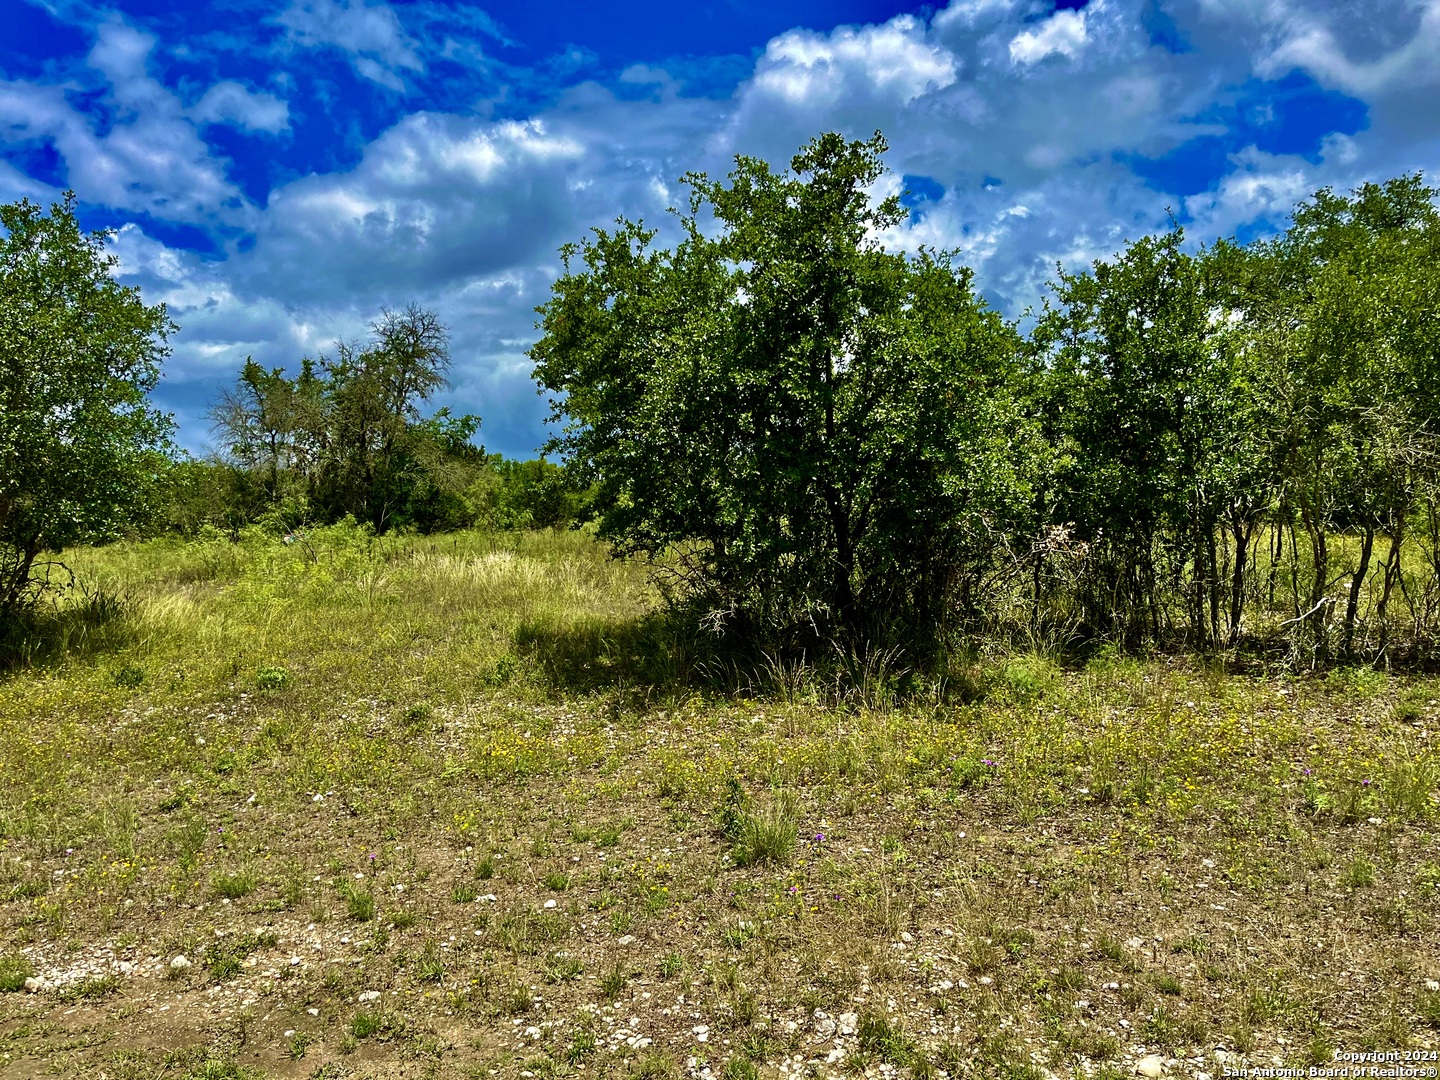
[3,0,1439,458]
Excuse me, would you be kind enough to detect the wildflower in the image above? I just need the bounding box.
[814,833,825,843]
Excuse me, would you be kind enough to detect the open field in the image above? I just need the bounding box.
[1,525,1438,1080]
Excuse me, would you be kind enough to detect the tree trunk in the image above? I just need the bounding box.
[1341,524,1375,660]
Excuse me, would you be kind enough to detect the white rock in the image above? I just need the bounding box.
[543,899,557,909]
[1136,1055,1166,1078]
[1426,980,1440,992]
[284,1029,295,1038]
[358,990,382,1003]
[899,931,913,943]
[306,1008,320,1016]
[169,955,192,971]
[836,1012,858,1037]
[23,976,47,993]
[617,935,637,946]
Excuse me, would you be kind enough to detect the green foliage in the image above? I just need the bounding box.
[532,131,1031,651]
[208,306,483,534]
[0,193,174,620]
[0,953,35,992]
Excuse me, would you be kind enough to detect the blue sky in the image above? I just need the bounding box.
[4,0,1438,457]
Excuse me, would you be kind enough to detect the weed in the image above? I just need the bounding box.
[286,1032,312,1059]
[1343,856,1376,888]
[567,1023,597,1064]
[351,1011,383,1039]
[212,867,258,900]
[415,940,445,983]
[0,954,35,992]
[451,881,479,904]
[338,881,376,921]
[599,963,627,1001]
[856,1011,913,1065]
[544,952,583,983]
[730,791,799,868]
[255,665,291,692]
[55,974,119,1002]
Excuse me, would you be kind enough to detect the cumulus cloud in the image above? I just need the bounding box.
[234,116,586,305]
[0,20,250,224]
[191,81,290,133]
[1009,7,1091,65]
[276,0,424,91]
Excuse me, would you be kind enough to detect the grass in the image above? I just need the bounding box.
[0,954,35,992]
[0,523,1437,1074]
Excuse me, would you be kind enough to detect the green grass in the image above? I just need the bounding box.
[0,953,35,992]
[0,524,1436,1074]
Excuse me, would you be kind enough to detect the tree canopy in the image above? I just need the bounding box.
[533,132,1031,650]
[0,193,174,618]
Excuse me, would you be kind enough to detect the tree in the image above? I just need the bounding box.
[0,193,174,618]
[209,306,480,534]
[532,132,1029,650]
[1227,176,1440,658]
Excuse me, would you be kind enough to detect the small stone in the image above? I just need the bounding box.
[1426,979,1440,992]
[543,899,557,909]
[283,1029,295,1038]
[170,955,192,971]
[23,976,46,993]
[1136,1055,1166,1078]
[306,1008,320,1017]
[288,956,302,967]
[899,931,913,943]
[836,1012,858,1037]
[358,990,382,1003]
[617,935,637,946]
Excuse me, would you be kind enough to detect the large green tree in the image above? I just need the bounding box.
[532,132,1029,650]
[0,193,174,618]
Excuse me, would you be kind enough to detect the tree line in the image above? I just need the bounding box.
[194,307,588,539]
[5,136,1440,666]
[532,132,1440,664]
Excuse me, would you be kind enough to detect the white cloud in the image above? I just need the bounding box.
[1259,2,1440,96]
[237,116,585,304]
[191,81,290,133]
[751,16,958,107]
[1009,8,1091,65]
[0,20,250,225]
[276,0,424,91]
